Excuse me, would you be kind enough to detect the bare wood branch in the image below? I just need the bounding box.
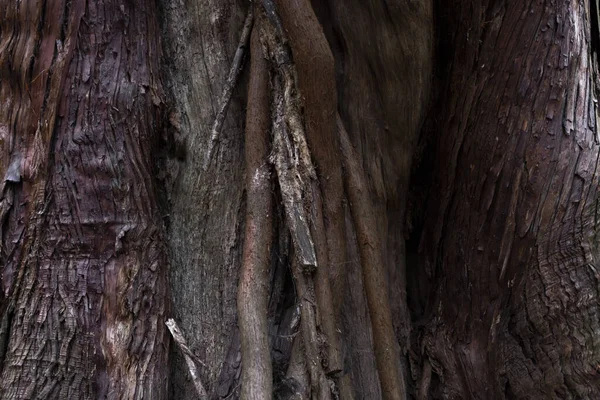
[237,22,274,400]
[203,8,254,170]
[309,181,344,376]
[166,318,208,399]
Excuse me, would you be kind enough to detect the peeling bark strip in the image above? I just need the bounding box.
[273,0,347,320]
[0,1,169,398]
[259,6,318,272]
[237,23,273,400]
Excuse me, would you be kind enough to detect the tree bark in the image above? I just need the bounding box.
[413,0,600,398]
[3,0,600,399]
[0,0,169,398]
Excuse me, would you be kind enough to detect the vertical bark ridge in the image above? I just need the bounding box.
[273,0,348,322]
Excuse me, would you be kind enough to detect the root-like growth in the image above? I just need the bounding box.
[291,258,332,400]
[237,22,274,400]
[339,115,406,400]
[309,182,343,376]
[237,2,407,399]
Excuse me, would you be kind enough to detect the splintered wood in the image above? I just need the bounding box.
[166,319,208,399]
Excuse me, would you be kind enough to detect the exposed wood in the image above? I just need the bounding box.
[159,1,249,396]
[260,5,318,272]
[274,0,348,320]
[308,181,344,376]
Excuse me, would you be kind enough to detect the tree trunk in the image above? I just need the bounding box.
[2,0,600,399]
[412,0,600,398]
[0,0,169,398]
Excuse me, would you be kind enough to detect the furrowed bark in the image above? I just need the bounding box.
[0,0,169,398]
[237,23,273,400]
[415,0,600,397]
[339,116,406,400]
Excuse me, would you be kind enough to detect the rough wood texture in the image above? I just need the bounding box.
[415,0,600,398]
[0,0,169,398]
[159,0,248,398]
[158,0,435,397]
[274,0,348,323]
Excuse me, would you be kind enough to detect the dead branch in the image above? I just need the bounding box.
[203,8,254,170]
[237,22,274,400]
[338,114,406,400]
[166,318,208,399]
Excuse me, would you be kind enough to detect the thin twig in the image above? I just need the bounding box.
[166,318,208,399]
[203,8,254,170]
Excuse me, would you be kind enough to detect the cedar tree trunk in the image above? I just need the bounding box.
[0,0,599,399]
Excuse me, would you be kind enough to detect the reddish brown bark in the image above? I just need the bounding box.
[0,0,169,398]
[237,23,273,399]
